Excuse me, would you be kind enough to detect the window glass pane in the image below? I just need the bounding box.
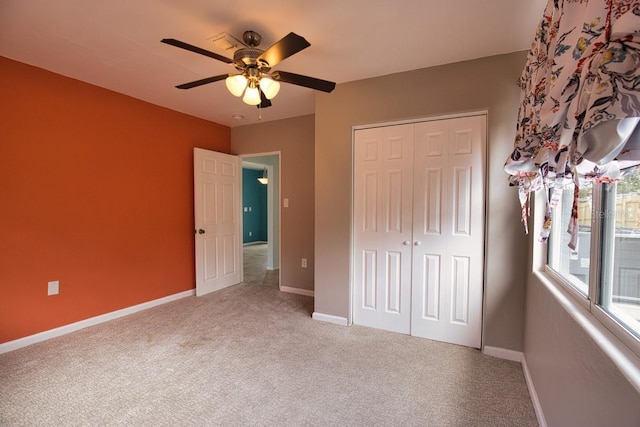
[547,180,592,295]
[600,165,640,338]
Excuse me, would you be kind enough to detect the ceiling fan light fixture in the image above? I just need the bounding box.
[243,86,262,105]
[164,31,336,109]
[225,74,247,97]
[259,76,280,100]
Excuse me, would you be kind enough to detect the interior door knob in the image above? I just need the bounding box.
[414,241,421,246]
[403,240,411,245]
[198,229,206,234]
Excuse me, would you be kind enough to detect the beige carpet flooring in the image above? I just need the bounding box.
[243,243,278,288]
[0,249,537,426]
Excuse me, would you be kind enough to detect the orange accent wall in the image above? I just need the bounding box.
[0,56,230,344]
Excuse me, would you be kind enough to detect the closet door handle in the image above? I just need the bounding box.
[403,240,411,246]
[414,241,421,246]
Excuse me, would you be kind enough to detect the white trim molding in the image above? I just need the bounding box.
[312,312,348,326]
[0,289,195,354]
[482,345,523,362]
[351,110,489,131]
[522,355,548,427]
[279,286,314,297]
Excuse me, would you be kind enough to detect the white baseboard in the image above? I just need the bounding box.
[482,345,523,362]
[522,355,548,427]
[0,289,195,355]
[312,312,348,326]
[279,285,314,297]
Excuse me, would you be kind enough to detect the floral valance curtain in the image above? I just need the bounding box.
[504,0,640,248]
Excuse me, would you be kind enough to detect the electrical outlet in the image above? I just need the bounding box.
[249,231,252,236]
[301,258,307,268]
[48,280,59,296]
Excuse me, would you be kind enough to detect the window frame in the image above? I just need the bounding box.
[540,179,640,359]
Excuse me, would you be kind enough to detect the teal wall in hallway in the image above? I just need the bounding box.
[242,168,267,243]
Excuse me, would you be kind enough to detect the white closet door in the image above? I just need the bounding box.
[353,124,414,334]
[410,116,485,348]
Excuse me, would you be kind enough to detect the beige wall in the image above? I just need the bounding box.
[524,272,640,426]
[314,51,530,350]
[232,115,315,291]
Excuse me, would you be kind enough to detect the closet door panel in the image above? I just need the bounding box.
[353,125,414,334]
[452,166,472,236]
[362,249,377,309]
[422,168,443,235]
[411,116,485,348]
[446,116,485,347]
[411,119,451,339]
[420,253,441,320]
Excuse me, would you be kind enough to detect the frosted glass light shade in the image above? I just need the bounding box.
[225,75,247,97]
[258,167,268,184]
[259,77,280,100]
[243,86,261,105]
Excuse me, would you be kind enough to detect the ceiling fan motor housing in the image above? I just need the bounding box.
[233,47,269,71]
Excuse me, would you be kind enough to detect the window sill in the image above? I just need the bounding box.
[533,269,640,394]
[543,265,590,310]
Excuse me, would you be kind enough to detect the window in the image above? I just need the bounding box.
[600,167,640,338]
[547,179,592,296]
[547,164,640,343]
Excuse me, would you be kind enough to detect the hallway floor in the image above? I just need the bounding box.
[243,243,279,288]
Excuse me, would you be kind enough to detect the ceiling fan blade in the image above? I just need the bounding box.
[272,71,336,93]
[258,33,310,67]
[161,38,233,64]
[258,89,272,108]
[176,74,229,90]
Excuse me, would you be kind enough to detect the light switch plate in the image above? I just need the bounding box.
[48,280,59,296]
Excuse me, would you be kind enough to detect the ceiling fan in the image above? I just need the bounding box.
[161,30,336,108]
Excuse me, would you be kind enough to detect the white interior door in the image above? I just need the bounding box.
[353,124,414,334]
[410,116,485,348]
[194,148,242,296]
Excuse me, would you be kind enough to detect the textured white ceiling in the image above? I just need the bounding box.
[0,0,546,127]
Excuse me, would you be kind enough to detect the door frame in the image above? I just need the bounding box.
[240,151,282,286]
[349,111,489,344]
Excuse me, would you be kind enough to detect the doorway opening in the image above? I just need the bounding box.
[241,153,280,289]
